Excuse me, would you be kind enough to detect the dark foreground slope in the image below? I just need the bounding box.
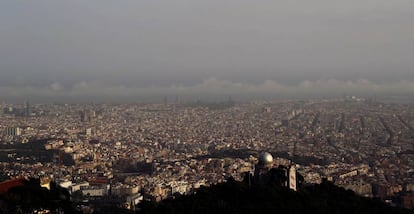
[0,178,80,214]
[140,178,413,214]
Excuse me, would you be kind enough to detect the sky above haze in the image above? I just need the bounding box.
[1,0,414,102]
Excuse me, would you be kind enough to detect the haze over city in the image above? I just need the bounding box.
[3,1,414,213]
[1,0,414,102]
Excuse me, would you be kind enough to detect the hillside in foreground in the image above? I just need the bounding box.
[1,176,413,214]
[140,178,413,214]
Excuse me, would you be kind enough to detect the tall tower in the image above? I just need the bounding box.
[24,101,30,117]
[289,165,297,191]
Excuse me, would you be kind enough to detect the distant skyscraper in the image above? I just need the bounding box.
[80,111,87,122]
[24,101,31,117]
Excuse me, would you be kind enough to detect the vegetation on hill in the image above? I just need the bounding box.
[140,178,413,214]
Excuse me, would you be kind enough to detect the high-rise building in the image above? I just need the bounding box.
[24,101,31,117]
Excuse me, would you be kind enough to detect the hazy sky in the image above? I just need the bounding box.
[1,1,414,102]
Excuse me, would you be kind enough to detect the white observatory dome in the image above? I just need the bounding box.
[258,152,273,165]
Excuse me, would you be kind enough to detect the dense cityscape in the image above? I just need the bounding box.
[1,97,414,211]
[2,0,414,213]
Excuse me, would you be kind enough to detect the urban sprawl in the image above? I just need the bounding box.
[1,97,414,209]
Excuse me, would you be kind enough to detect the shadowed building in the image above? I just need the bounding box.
[252,152,298,191]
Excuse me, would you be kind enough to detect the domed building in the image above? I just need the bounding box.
[254,152,274,184]
[258,152,274,168]
[250,152,298,191]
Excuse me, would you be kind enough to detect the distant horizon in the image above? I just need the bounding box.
[1,92,413,105]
